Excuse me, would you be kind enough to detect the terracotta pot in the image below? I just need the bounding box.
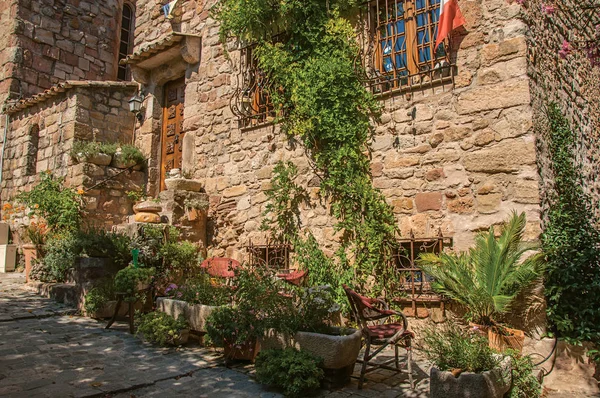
[23,244,40,283]
[488,327,525,353]
[186,208,200,221]
[223,338,260,362]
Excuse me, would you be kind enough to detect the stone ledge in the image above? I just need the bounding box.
[24,281,80,308]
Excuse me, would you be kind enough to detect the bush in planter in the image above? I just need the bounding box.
[33,229,132,283]
[255,348,324,398]
[84,282,116,315]
[114,265,155,302]
[418,212,545,328]
[206,266,293,354]
[421,322,499,374]
[70,141,118,161]
[136,311,189,346]
[165,274,232,306]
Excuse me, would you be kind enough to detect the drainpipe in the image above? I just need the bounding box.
[0,113,9,187]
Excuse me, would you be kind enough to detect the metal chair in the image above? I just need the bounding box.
[343,284,414,389]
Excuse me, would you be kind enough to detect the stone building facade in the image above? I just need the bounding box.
[0,0,566,261]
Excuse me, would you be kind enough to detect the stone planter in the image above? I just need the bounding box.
[261,327,362,387]
[164,178,203,192]
[86,153,112,166]
[111,153,137,169]
[156,297,217,333]
[429,357,512,398]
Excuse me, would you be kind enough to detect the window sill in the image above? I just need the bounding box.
[371,74,455,100]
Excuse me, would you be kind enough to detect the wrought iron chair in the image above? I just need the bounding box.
[343,284,414,389]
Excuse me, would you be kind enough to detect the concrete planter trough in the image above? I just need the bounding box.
[261,327,362,387]
[156,297,216,333]
[430,357,512,398]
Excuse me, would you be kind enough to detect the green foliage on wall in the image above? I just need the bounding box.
[215,0,399,296]
[542,103,600,343]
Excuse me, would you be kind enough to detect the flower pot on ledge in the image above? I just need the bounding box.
[23,243,41,283]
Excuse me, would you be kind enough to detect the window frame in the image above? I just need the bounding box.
[363,0,455,96]
[117,2,135,81]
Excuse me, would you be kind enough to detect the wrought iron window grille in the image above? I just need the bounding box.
[231,38,285,129]
[246,239,292,271]
[361,0,456,96]
[391,229,452,309]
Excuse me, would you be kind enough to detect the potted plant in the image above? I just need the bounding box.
[261,285,362,387]
[23,221,47,282]
[114,264,155,302]
[135,311,190,346]
[205,266,285,362]
[183,198,209,221]
[418,212,545,353]
[422,322,512,398]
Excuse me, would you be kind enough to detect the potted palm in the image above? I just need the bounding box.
[417,212,545,353]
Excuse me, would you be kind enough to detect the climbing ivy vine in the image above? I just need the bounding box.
[542,103,600,343]
[214,0,399,296]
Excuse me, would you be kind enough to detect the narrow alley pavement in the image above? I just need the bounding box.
[0,273,427,398]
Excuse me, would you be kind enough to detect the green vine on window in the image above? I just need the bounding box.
[542,103,600,343]
[215,0,399,296]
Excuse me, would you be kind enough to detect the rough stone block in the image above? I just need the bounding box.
[415,192,443,212]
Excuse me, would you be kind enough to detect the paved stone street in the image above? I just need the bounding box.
[0,273,428,398]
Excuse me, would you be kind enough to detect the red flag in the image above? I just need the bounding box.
[435,0,466,50]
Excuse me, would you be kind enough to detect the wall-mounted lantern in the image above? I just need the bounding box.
[128,93,145,122]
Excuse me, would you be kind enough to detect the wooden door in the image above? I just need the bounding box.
[161,78,185,191]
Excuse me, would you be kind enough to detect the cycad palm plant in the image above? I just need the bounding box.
[418,212,545,326]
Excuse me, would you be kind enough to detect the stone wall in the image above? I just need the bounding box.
[1,82,139,220]
[0,0,20,107]
[525,0,600,222]
[132,0,542,260]
[0,0,125,104]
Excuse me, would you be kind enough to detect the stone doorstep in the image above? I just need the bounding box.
[24,281,80,308]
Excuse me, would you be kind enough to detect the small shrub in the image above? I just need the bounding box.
[165,274,232,306]
[71,141,118,159]
[206,305,264,347]
[421,322,499,373]
[119,144,145,165]
[136,311,189,346]
[84,282,116,315]
[255,348,324,398]
[507,351,542,398]
[36,232,79,282]
[16,172,83,232]
[159,240,202,282]
[114,265,154,301]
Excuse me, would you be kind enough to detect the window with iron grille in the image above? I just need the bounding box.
[363,0,454,95]
[246,240,291,271]
[231,45,278,128]
[391,232,452,304]
[117,3,134,81]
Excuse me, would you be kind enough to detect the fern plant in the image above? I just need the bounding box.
[417,212,545,326]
